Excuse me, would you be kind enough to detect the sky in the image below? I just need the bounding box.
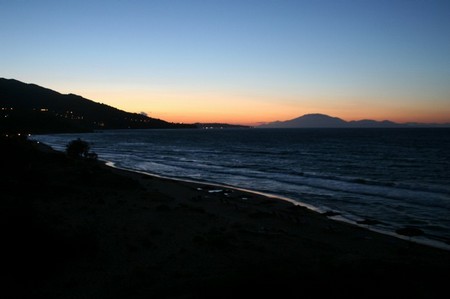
[1,0,450,125]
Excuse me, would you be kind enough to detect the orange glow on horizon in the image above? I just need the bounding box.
[147,109,450,126]
[66,87,450,126]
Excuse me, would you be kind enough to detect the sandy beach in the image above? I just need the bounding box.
[2,136,450,299]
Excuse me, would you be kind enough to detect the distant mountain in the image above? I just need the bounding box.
[259,114,349,128]
[261,114,346,128]
[348,119,399,128]
[0,78,194,134]
[259,113,449,128]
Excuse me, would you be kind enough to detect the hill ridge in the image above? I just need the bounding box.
[259,113,450,128]
[0,78,194,134]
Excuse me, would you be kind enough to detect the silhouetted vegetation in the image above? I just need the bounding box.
[66,138,90,158]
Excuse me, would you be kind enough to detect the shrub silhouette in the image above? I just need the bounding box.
[66,138,90,158]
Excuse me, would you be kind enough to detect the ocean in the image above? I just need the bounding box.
[33,128,450,249]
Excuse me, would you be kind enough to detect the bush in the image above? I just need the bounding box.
[66,138,90,158]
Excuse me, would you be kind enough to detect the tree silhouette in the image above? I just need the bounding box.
[66,138,90,158]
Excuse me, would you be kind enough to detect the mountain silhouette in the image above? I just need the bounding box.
[0,78,194,134]
[259,114,350,128]
[259,113,450,128]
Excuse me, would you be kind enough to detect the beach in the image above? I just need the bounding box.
[2,137,450,299]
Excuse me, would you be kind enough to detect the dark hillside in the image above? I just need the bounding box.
[0,78,194,134]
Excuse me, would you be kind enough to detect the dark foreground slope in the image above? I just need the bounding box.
[2,136,450,299]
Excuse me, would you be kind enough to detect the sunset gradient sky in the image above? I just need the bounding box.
[2,0,450,125]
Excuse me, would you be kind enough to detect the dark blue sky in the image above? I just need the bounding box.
[2,0,449,124]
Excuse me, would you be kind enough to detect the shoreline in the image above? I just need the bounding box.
[32,131,450,251]
[5,137,450,298]
[105,160,450,252]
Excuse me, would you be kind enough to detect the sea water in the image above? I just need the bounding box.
[33,128,450,249]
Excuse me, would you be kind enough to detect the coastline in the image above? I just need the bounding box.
[3,137,450,298]
[32,128,450,251]
[106,161,450,252]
